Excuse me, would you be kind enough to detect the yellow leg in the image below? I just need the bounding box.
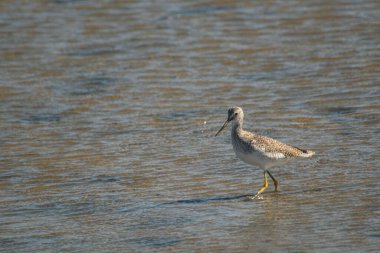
[266,170,279,192]
[249,171,269,200]
[257,171,269,194]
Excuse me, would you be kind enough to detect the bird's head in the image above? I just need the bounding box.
[215,107,244,136]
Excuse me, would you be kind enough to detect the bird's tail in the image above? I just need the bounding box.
[296,147,315,157]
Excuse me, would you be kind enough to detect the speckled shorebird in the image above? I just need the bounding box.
[215,107,315,200]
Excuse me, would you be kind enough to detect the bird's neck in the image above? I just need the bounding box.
[231,121,243,134]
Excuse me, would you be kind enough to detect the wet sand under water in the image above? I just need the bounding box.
[1,0,379,252]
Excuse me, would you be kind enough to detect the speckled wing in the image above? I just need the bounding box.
[243,131,314,159]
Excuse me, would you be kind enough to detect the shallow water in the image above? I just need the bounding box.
[1,0,379,252]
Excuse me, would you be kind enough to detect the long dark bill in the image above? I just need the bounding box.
[215,120,229,137]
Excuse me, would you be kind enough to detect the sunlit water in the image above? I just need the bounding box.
[1,0,379,252]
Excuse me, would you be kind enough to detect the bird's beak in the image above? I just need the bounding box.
[215,120,229,137]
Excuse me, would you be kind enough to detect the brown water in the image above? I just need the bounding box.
[1,0,379,252]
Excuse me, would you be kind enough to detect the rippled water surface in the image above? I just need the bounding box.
[1,0,379,252]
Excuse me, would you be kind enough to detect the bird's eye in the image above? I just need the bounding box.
[234,112,238,116]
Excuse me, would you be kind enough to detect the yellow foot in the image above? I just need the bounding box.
[245,193,263,200]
